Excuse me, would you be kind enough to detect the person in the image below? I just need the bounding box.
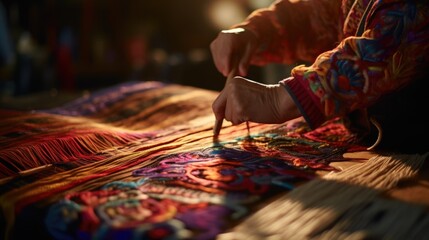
[210,0,429,153]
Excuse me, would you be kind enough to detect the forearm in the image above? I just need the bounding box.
[281,1,429,129]
[233,0,343,65]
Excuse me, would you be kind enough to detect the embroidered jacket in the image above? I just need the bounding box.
[234,0,429,129]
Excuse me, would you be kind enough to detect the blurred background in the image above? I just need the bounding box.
[0,0,287,109]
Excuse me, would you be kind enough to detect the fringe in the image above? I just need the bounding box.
[323,153,426,189]
[0,130,147,178]
[218,152,429,240]
[0,85,219,178]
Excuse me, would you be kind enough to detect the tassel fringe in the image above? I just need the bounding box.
[0,131,147,178]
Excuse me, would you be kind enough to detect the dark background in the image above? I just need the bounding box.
[0,0,279,108]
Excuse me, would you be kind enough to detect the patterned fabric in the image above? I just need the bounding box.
[235,0,429,130]
[0,81,364,239]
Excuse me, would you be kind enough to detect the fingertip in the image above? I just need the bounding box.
[213,118,223,136]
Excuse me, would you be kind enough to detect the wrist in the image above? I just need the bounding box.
[274,83,301,122]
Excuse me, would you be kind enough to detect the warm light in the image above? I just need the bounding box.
[248,0,276,9]
[208,0,248,30]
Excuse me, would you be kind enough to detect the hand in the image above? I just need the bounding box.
[212,76,301,127]
[210,28,259,77]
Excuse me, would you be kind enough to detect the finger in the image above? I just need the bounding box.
[238,44,253,76]
[213,118,223,136]
[213,68,238,136]
[225,95,246,126]
[212,90,228,136]
[212,90,227,119]
[210,41,230,77]
[224,68,237,122]
[213,54,229,77]
[230,105,246,126]
[226,70,236,84]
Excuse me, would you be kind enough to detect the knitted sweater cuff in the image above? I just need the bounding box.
[280,76,326,129]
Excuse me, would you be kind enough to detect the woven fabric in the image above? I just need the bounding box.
[0,81,364,239]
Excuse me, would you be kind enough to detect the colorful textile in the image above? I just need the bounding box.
[236,0,429,129]
[0,81,364,239]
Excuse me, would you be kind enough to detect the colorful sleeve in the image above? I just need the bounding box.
[233,0,343,66]
[281,1,429,129]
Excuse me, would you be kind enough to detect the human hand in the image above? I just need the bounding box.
[210,28,258,77]
[212,76,301,133]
